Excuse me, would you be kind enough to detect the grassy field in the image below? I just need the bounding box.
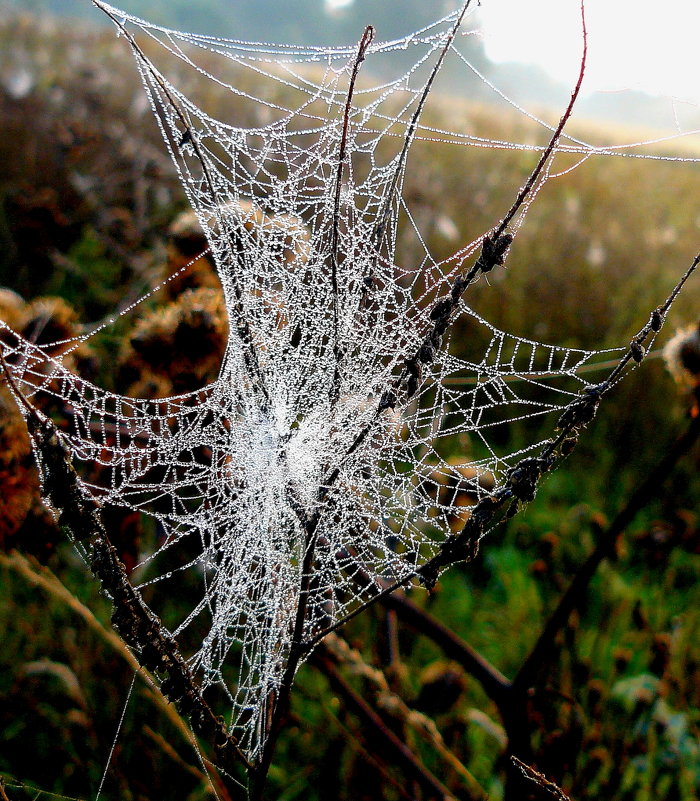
[0,11,699,801]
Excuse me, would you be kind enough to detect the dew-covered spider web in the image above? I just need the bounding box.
[1,0,692,761]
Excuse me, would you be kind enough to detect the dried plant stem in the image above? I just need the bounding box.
[0,354,249,797]
[321,633,488,800]
[495,0,587,240]
[330,24,375,394]
[323,2,588,525]
[372,0,474,252]
[510,757,573,801]
[313,649,463,801]
[513,408,700,693]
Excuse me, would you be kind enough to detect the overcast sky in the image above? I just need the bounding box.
[328,0,699,102]
[476,0,700,103]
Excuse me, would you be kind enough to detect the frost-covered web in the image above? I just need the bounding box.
[1,0,684,760]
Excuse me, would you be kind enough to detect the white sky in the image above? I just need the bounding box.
[477,0,700,102]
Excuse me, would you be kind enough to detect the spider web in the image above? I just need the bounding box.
[0,0,680,760]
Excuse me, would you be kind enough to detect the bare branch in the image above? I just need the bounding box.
[313,646,465,801]
[513,408,700,693]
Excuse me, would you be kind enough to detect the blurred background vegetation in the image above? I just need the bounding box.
[0,4,699,801]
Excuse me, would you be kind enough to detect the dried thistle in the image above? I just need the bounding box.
[663,321,700,390]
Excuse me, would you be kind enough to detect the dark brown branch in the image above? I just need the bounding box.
[382,588,511,707]
[330,25,375,397]
[513,408,700,693]
[510,757,573,801]
[0,355,249,797]
[313,647,464,801]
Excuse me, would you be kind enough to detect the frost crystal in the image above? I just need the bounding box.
[0,1,624,758]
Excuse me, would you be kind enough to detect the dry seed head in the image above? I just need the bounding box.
[0,288,27,331]
[0,383,39,545]
[165,209,219,300]
[120,287,228,396]
[663,321,700,389]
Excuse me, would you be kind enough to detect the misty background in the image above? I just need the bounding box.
[2,0,691,130]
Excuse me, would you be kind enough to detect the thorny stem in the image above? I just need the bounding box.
[320,0,589,515]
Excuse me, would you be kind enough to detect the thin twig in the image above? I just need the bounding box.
[319,0,588,517]
[510,757,573,801]
[605,251,700,387]
[494,1,587,241]
[313,648,463,801]
[330,25,375,401]
[372,0,474,253]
